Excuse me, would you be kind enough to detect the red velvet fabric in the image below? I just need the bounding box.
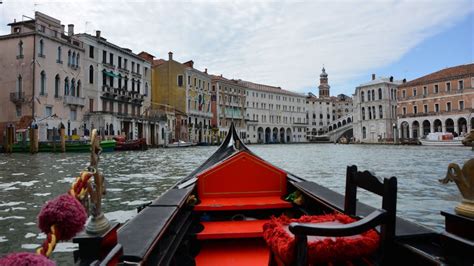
[263,214,380,265]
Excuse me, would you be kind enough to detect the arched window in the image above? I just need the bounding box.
[368,91,371,101]
[372,106,376,120]
[361,91,365,102]
[379,105,383,119]
[378,88,382,100]
[371,90,375,101]
[40,71,46,95]
[17,75,23,93]
[161,128,165,140]
[39,39,44,56]
[54,74,60,98]
[71,78,76,96]
[64,77,69,96]
[72,52,76,67]
[18,41,23,57]
[68,50,71,65]
[362,127,367,139]
[362,107,365,120]
[76,54,80,67]
[77,80,81,97]
[368,107,372,119]
[89,65,94,84]
[132,79,135,92]
[57,46,62,62]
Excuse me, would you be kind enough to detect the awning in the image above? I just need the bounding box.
[103,70,120,78]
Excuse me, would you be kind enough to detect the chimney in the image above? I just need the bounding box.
[96,30,101,38]
[61,24,65,33]
[403,78,406,83]
[168,51,173,61]
[371,74,376,80]
[205,68,208,74]
[67,24,74,36]
[389,76,393,82]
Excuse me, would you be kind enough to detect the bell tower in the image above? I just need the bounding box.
[318,67,330,98]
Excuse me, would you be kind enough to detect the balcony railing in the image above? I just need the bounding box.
[64,95,86,106]
[10,92,26,103]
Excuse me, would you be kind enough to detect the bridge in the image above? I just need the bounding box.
[309,114,353,143]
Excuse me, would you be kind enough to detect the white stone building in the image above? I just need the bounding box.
[353,74,401,143]
[238,80,307,143]
[76,31,155,144]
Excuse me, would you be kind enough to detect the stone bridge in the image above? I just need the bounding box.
[318,114,354,143]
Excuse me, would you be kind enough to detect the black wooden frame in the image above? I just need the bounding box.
[289,165,397,265]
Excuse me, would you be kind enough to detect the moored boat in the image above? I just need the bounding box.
[113,136,147,151]
[166,140,195,148]
[419,132,464,146]
[71,124,471,265]
[11,139,116,152]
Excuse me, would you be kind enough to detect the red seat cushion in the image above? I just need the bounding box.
[194,196,292,211]
[198,220,269,240]
[262,214,380,264]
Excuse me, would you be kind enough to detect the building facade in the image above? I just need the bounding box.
[76,31,154,144]
[397,64,474,139]
[211,75,247,142]
[353,74,401,143]
[239,80,307,143]
[0,12,86,141]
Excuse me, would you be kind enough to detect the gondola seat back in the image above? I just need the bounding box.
[194,151,291,211]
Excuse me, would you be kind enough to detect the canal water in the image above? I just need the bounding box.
[0,144,471,263]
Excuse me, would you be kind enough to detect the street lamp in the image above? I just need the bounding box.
[392,123,397,144]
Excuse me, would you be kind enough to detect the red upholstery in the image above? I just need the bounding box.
[195,151,289,211]
[198,220,269,240]
[263,214,380,265]
[195,239,270,266]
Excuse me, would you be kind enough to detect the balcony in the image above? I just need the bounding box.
[10,92,26,104]
[64,95,85,106]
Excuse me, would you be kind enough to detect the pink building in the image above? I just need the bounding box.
[0,12,85,141]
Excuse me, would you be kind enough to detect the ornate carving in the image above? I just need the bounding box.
[440,158,474,218]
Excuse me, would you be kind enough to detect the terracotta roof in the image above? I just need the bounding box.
[152,59,166,67]
[401,63,474,87]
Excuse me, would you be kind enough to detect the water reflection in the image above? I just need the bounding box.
[0,144,471,262]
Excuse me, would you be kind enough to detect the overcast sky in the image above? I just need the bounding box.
[0,0,472,95]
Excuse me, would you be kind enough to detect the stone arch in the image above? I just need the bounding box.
[445,118,454,133]
[279,127,285,143]
[347,117,352,123]
[342,120,347,125]
[272,127,278,142]
[458,117,467,135]
[329,125,333,131]
[471,117,474,129]
[434,119,442,132]
[265,127,271,143]
[422,120,431,136]
[257,127,264,143]
[337,121,342,127]
[412,121,420,139]
[401,121,410,139]
[286,128,292,142]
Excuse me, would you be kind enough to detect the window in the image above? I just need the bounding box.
[118,75,122,88]
[378,88,382,100]
[361,91,364,102]
[368,91,371,101]
[413,88,417,97]
[57,46,62,63]
[458,80,464,90]
[132,62,135,72]
[16,105,22,117]
[72,52,76,67]
[77,80,81,97]
[89,99,94,112]
[14,27,21,33]
[362,127,366,139]
[435,104,439,112]
[402,107,407,115]
[64,77,69,95]
[54,75,60,97]
[76,54,80,67]
[379,105,383,119]
[434,84,439,93]
[109,53,114,65]
[39,39,44,57]
[124,59,128,69]
[145,83,148,96]
[68,50,72,65]
[446,102,451,112]
[89,45,94,58]
[371,90,375,101]
[102,51,106,63]
[368,107,372,119]
[70,110,77,121]
[177,75,184,87]
[413,105,417,114]
[17,41,24,58]
[89,65,94,84]
[118,56,122,68]
[402,90,406,98]
[423,86,427,95]
[17,75,23,94]
[45,106,52,117]
[40,71,46,95]
[446,82,451,92]
[137,64,140,74]
[459,101,464,110]
[423,104,428,113]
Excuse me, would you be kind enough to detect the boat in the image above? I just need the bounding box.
[10,139,116,152]
[66,123,472,265]
[419,132,464,146]
[113,136,147,151]
[166,140,195,148]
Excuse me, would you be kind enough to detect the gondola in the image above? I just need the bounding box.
[73,123,472,266]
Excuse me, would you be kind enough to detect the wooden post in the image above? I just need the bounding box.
[59,123,66,153]
[30,124,39,153]
[52,127,57,152]
[5,125,14,153]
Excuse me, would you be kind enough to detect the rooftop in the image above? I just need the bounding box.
[237,80,305,97]
[400,63,474,87]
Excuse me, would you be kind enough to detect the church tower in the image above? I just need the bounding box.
[318,67,330,98]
